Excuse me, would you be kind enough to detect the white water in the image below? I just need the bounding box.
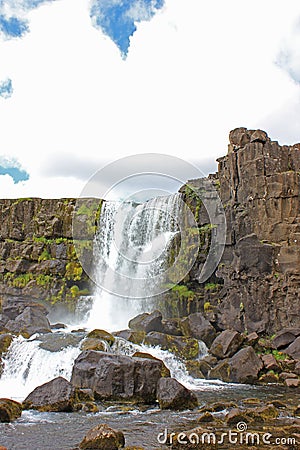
[85,194,182,331]
[0,335,81,401]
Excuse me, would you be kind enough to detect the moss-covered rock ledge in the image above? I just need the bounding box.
[0,198,102,310]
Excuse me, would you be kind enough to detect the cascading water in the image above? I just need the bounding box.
[85,194,182,331]
[0,334,82,401]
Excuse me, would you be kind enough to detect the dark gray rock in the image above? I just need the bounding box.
[6,306,51,337]
[272,328,300,350]
[71,351,164,403]
[23,376,91,412]
[285,336,300,360]
[229,346,263,384]
[210,330,244,359]
[157,378,198,410]
[128,310,163,333]
[181,313,217,347]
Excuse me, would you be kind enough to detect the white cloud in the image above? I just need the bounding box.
[0,0,300,198]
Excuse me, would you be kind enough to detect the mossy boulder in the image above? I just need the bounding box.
[0,398,22,422]
[0,334,13,356]
[144,332,199,360]
[210,330,244,359]
[114,330,145,345]
[81,338,107,352]
[86,329,115,346]
[79,423,125,449]
[128,310,163,333]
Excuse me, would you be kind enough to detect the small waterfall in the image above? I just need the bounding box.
[0,335,82,401]
[85,194,182,331]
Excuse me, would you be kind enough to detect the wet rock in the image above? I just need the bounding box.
[285,337,300,360]
[79,423,125,449]
[128,310,163,334]
[262,354,279,371]
[132,352,170,378]
[226,408,250,426]
[161,318,183,336]
[272,328,300,350]
[50,323,67,330]
[198,412,214,423]
[86,329,115,346]
[38,332,82,352]
[23,376,92,412]
[180,313,217,346]
[71,351,163,403]
[113,330,145,345]
[157,378,198,410]
[185,360,205,379]
[0,398,22,422]
[210,329,244,359]
[144,332,199,360]
[80,338,107,352]
[7,308,51,338]
[229,346,263,384]
[208,359,231,382]
[0,334,13,355]
[246,405,279,421]
[285,378,300,388]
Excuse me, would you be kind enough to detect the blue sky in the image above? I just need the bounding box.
[0,0,300,197]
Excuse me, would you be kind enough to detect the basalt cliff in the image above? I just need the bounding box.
[0,127,299,335]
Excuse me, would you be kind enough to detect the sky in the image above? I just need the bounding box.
[0,0,300,198]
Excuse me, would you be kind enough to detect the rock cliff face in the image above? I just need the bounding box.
[0,128,299,334]
[0,198,100,312]
[176,127,300,334]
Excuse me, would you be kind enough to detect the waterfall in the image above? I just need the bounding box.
[0,335,82,401]
[85,194,182,331]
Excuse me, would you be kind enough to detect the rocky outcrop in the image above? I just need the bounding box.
[71,350,166,403]
[0,198,100,312]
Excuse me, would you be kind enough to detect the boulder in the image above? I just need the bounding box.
[285,378,300,388]
[128,310,163,334]
[113,330,145,345]
[245,332,259,346]
[208,359,231,383]
[161,318,183,336]
[50,323,67,330]
[229,346,263,384]
[272,328,300,350]
[86,329,115,346]
[209,330,243,359]
[294,361,300,375]
[0,398,22,422]
[132,352,170,377]
[71,351,164,403]
[23,376,92,412]
[81,338,107,352]
[5,306,51,337]
[261,354,279,371]
[180,313,217,346]
[79,424,125,449]
[157,378,198,410]
[0,334,13,355]
[285,337,300,360]
[144,332,199,359]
